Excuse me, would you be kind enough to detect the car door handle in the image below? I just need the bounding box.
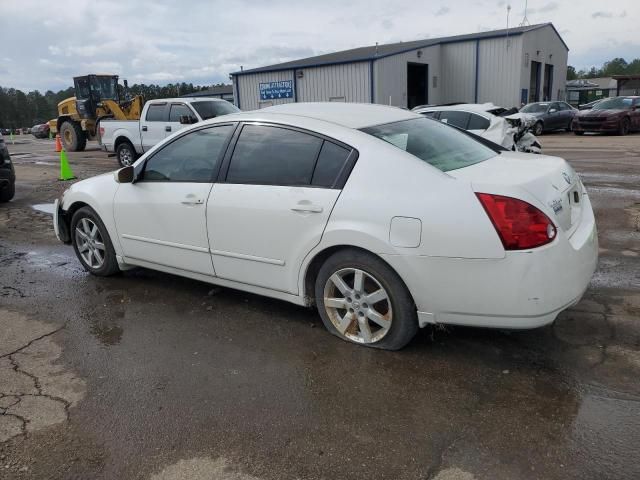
[181,198,204,206]
[291,203,323,213]
[141,125,148,132]
[165,126,171,132]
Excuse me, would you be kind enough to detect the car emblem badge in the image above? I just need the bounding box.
[562,172,572,184]
[550,198,563,214]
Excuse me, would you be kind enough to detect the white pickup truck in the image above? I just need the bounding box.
[99,97,240,166]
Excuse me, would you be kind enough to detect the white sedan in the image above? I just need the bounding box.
[54,103,598,350]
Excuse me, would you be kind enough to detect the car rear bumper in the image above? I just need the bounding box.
[382,194,598,329]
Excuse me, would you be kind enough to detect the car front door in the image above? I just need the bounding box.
[207,123,355,294]
[141,102,168,152]
[632,99,640,129]
[114,124,235,275]
[547,102,563,130]
[166,103,196,138]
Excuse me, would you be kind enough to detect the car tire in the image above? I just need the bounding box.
[0,182,15,202]
[574,131,584,136]
[618,117,630,136]
[60,121,87,152]
[314,248,418,350]
[71,206,120,277]
[565,121,573,132]
[533,121,544,136]
[116,142,137,167]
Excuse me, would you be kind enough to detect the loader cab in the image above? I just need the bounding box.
[73,75,120,119]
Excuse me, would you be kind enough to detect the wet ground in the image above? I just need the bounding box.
[1,134,639,479]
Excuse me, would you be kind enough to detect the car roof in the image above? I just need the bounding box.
[148,97,230,104]
[258,102,418,129]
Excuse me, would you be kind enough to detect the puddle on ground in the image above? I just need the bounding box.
[31,203,55,215]
[89,323,123,346]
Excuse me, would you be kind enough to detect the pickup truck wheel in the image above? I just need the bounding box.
[60,121,87,152]
[0,181,15,202]
[117,142,137,167]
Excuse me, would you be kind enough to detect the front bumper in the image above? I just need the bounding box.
[53,199,71,243]
[383,194,599,329]
[572,120,619,133]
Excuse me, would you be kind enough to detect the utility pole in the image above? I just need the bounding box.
[519,0,530,26]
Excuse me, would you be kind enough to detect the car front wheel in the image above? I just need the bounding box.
[315,249,418,350]
[533,121,544,136]
[71,206,120,276]
[619,117,630,136]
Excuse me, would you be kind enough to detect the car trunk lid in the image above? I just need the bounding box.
[448,152,582,234]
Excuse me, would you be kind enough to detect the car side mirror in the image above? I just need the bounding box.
[179,115,198,124]
[116,165,135,183]
[548,108,557,113]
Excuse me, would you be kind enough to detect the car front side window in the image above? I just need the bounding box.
[141,125,234,182]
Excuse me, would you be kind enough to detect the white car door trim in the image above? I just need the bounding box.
[210,249,285,266]
[121,233,210,253]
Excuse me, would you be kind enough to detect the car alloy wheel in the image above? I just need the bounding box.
[119,148,133,166]
[533,121,543,136]
[74,217,106,269]
[322,267,392,344]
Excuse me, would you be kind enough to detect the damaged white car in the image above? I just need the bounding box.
[413,103,542,154]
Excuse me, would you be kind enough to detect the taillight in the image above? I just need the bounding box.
[476,193,556,250]
[99,127,105,137]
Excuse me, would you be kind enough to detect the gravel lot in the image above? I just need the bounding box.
[1,132,639,479]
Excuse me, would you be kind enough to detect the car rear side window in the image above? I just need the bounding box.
[142,125,234,182]
[362,117,496,172]
[169,104,193,122]
[438,111,470,129]
[467,113,490,130]
[145,104,166,122]
[311,141,351,187]
[226,125,323,186]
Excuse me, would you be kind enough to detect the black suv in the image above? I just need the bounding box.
[0,133,16,202]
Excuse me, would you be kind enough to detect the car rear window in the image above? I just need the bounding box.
[191,101,240,120]
[361,117,496,172]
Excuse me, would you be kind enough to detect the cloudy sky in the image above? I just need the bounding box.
[1,0,637,92]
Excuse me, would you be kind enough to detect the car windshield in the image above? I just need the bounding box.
[361,117,496,172]
[521,103,550,113]
[191,101,240,120]
[593,97,633,110]
[91,77,118,101]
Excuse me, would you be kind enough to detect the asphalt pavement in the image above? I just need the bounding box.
[1,133,639,479]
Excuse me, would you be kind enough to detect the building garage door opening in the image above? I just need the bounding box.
[543,64,554,101]
[529,60,541,102]
[407,63,428,109]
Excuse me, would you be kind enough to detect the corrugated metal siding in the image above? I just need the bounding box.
[296,62,370,103]
[520,25,569,102]
[440,42,476,103]
[374,45,441,107]
[477,36,523,107]
[235,70,295,110]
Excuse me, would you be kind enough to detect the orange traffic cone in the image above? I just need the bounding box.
[55,135,62,152]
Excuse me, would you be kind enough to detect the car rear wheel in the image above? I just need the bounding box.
[618,117,630,136]
[533,121,544,136]
[71,206,120,276]
[315,249,418,350]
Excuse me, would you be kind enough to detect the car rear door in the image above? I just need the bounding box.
[207,123,355,294]
[141,102,168,152]
[114,124,235,275]
[166,103,197,138]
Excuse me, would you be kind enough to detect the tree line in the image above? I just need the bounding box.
[567,57,640,80]
[0,82,227,129]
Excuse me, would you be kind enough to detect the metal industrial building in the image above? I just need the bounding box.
[231,23,568,110]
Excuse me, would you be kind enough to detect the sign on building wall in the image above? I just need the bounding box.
[259,81,293,100]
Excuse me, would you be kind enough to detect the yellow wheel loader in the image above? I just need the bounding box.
[54,74,143,151]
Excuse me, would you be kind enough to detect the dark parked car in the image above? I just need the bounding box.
[0,133,16,202]
[572,96,640,136]
[520,101,577,135]
[31,123,50,139]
